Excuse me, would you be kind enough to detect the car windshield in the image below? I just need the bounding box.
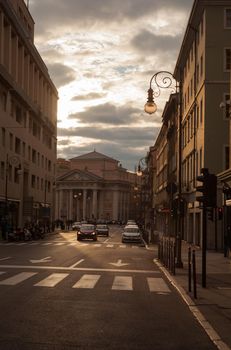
[124,227,139,233]
[81,225,94,231]
[97,225,107,229]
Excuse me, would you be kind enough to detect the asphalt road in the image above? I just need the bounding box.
[0,225,217,350]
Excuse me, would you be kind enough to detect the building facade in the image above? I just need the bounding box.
[55,151,138,224]
[172,0,231,249]
[0,0,58,232]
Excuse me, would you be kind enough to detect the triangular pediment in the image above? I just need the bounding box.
[57,169,103,182]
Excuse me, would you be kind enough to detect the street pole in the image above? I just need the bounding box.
[202,205,207,288]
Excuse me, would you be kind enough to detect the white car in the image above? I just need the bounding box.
[72,222,81,230]
[122,225,142,243]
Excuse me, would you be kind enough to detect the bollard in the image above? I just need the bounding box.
[192,249,197,299]
[188,247,192,292]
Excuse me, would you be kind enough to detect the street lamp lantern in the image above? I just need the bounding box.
[144,88,157,114]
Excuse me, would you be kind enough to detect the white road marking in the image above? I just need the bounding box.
[54,243,65,246]
[0,272,37,285]
[0,257,12,261]
[94,244,102,247]
[68,242,77,246]
[147,277,171,293]
[0,264,158,274]
[119,245,126,248]
[17,243,27,246]
[30,256,52,263]
[28,242,39,246]
[42,242,52,246]
[0,272,6,275]
[112,276,133,290]
[106,244,114,248]
[34,273,68,287]
[132,246,139,249]
[69,259,84,268]
[109,259,129,267]
[72,274,101,289]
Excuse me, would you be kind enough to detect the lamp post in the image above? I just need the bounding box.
[144,70,183,268]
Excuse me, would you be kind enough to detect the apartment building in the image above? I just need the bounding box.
[173,0,231,249]
[152,93,178,239]
[0,0,58,231]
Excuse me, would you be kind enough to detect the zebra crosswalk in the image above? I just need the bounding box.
[0,242,143,249]
[0,271,171,294]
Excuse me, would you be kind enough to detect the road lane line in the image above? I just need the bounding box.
[72,274,100,289]
[119,245,126,248]
[69,259,85,268]
[0,272,37,285]
[147,277,171,293]
[42,243,52,246]
[68,242,77,246]
[0,257,12,261]
[112,276,133,290]
[0,264,159,274]
[106,244,114,248]
[0,272,6,275]
[34,273,68,287]
[54,242,65,246]
[94,244,102,247]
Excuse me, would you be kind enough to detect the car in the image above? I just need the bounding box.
[77,224,97,241]
[95,224,109,236]
[126,220,136,226]
[72,221,81,230]
[122,225,142,243]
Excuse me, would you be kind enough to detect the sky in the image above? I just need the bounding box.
[29,0,194,171]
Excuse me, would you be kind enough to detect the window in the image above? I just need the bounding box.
[200,99,203,124]
[28,145,31,161]
[31,174,36,188]
[22,142,25,157]
[225,146,230,170]
[15,137,21,154]
[16,106,22,124]
[0,161,4,180]
[1,127,5,146]
[224,48,231,71]
[225,8,231,28]
[225,94,230,119]
[32,149,36,163]
[10,133,13,150]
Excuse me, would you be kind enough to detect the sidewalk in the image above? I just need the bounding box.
[154,241,231,350]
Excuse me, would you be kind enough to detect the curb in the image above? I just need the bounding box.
[154,258,231,350]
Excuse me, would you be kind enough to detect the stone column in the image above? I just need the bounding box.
[83,189,87,220]
[69,189,73,221]
[59,189,63,219]
[55,189,59,220]
[112,190,119,221]
[92,189,98,220]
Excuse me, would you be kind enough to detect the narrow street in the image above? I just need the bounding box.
[0,226,217,349]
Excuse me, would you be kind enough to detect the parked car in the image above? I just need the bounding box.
[95,224,109,236]
[122,225,142,243]
[77,224,97,241]
[72,222,81,230]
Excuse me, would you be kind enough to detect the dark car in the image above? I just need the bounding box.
[77,224,97,241]
[95,224,109,236]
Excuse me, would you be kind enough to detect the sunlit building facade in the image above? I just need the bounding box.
[173,0,230,248]
[0,0,58,231]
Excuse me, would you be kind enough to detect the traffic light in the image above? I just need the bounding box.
[196,168,209,206]
[207,207,214,221]
[196,168,217,207]
[207,174,217,208]
[218,207,223,220]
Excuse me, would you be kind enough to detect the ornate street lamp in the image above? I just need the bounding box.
[144,70,183,268]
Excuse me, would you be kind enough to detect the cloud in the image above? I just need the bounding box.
[68,103,141,125]
[46,63,76,88]
[71,92,107,101]
[131,30,182,55]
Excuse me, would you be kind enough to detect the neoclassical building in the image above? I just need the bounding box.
[55,151,138,223]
